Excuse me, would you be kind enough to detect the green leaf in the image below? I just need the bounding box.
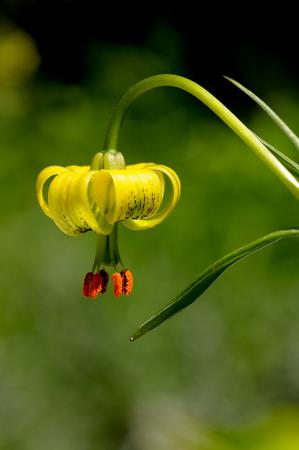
[224,76,299,151]
[256,135,299,179]
[131,228,299,341]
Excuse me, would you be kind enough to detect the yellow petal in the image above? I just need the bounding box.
[48,171,82,235]
[65,170,113,235]
[127,163,155,170]
[37,162,180,236]
[37,165,113,236]
[66,165,90,171]
[123,164,180,230]
[36,165,68,218]
[92,168,164,224]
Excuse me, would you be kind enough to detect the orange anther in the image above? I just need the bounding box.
[112,272,123,298]
[121,270,133,296]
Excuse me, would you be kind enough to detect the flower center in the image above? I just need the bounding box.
[83,150,133,299]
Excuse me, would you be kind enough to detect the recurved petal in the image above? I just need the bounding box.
[66,170,113,235]
[46,169,113,236]
[91,168,164,224]
[65,165,90,172]
[127,163,155,170]
[123,164,180,230]
[48,171,83,235]
[36,165,68,218]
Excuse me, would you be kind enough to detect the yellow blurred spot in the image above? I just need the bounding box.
[0,27,40,87]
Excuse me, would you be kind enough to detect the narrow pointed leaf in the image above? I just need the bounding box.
[256,135,299,179]
[131,228,299,341]
[224,76,299,151]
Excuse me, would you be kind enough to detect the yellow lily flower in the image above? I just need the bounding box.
[36,150,181,298]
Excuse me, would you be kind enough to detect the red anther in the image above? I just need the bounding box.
[92,272,101,296]
[121,270,133,296]
[112,272,123,298]
[83,270,110,299]
[83,272,100,299]
[99,270,109,294]
[82,272,94,298]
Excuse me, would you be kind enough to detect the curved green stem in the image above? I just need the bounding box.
[103,74,299,200]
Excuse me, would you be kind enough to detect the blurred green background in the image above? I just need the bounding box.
[1,3,299,449]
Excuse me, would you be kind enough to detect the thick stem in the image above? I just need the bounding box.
[103,74,299,200]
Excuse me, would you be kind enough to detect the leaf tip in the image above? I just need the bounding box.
[223,75,239,85]
[129,331,141,342]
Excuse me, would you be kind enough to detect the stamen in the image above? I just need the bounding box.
[83,272,97,299]
[112,272,123,298]
[83,270,110,298]
[121,270,133,296]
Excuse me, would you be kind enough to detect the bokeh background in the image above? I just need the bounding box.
[1,2,299,449]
